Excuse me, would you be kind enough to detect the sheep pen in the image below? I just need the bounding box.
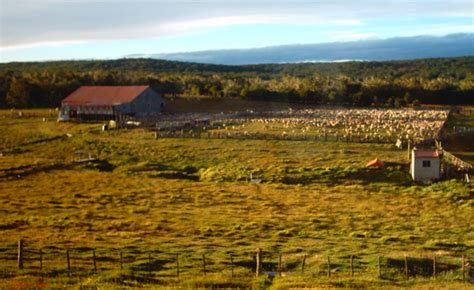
[153,108,450,144]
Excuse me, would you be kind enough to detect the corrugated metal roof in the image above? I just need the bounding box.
[62,86,149,106]
[414,149,439,158]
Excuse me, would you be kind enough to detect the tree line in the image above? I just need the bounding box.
[0,57,473,108]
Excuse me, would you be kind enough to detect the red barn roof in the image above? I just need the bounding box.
[62,86,149,106]
[414,149,439,158]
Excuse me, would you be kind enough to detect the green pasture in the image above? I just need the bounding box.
[0,109,472,288]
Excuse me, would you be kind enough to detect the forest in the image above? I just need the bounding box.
[0,56,473,108]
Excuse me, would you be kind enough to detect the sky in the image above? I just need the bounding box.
[0,0,473,62]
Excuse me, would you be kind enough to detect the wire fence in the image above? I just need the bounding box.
[1,240,471,284]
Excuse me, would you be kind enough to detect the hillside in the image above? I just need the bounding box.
[1,56,473,108]
[2,56,474,78]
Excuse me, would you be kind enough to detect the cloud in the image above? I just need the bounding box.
[329,31,379,42]
[160,15,280,34]
[0,40,89,51]
[402,24,474,36]
[0,0,472,49]
[160,15,365,35]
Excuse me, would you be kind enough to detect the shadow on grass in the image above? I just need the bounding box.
[343,163,412,185]
[150,171,199,181]
[79,159,116,172]
[0,163,75,180]
[384,256,460,278]
[279,162,413,186]
[130,257,174,272]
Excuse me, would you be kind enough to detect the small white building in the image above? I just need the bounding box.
[410,149,440,182]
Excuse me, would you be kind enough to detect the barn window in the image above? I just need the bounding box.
[422,160,431,167]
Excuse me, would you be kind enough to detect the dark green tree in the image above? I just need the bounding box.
[5,77,30,107]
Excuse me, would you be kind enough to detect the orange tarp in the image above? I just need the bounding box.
[366,158,385,168]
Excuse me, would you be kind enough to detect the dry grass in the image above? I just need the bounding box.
[0,109,472,288]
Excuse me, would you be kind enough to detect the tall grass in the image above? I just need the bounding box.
[0,109,471,288]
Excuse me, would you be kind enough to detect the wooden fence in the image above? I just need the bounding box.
[442,150,473,172]
[1,240,470,283]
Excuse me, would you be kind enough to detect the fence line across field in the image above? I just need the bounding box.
[3,240,470,282]
[153,130,424,144]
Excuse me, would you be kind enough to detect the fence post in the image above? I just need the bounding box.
[404,255,409,280]
[378,256,381,278]
[148,253,152,275]
[230,254,234,277]
[350,255,354,277]
[433,255,436,278]
[256,248,262,278]
[66,248,71,272]
[120,251,123,271]
[93,250,97,272]
[327,256,331,278]
[407,140,411,161]
[202,254,207,275]
[39,248,43,271]
[176,254,180,278]
[18,239,24,271]
[278,253,282,277]
[301,255,306,274]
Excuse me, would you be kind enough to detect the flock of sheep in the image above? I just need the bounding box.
[211,108,449,143]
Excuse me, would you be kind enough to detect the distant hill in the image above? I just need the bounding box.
[0,58,241,74]
[2,56,474,79]
[127,33,474,65]
[1,56,473,108]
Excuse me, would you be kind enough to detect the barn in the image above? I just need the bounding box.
[59,86,164,121]
[410,149,440,182]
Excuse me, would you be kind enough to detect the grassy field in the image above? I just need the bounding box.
[0,109,472,288]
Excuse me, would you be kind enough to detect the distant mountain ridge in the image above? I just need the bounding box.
[2,56,474,80]
[128,33,474,65]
